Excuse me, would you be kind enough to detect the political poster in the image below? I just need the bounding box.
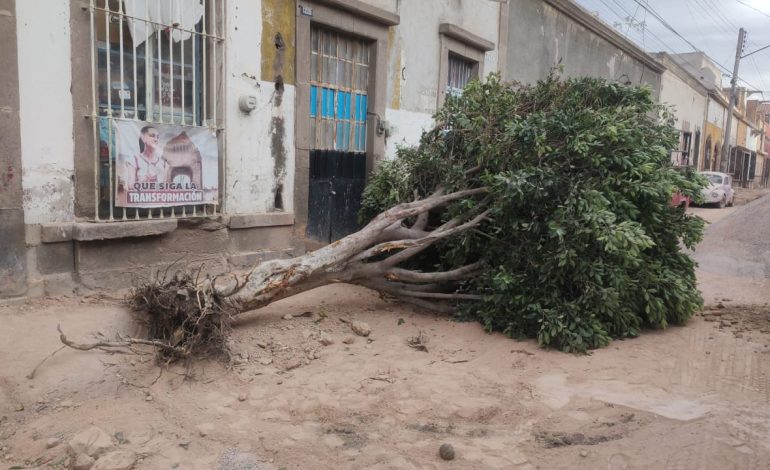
[113,120,218,208]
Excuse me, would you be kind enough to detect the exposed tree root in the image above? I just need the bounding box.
[26,345,66,380]
[58,325,189,358]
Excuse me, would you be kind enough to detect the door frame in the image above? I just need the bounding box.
[294,0,397,238]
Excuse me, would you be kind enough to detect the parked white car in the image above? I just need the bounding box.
[700,171,734,208]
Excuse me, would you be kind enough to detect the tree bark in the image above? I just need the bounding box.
[215,188,489,314]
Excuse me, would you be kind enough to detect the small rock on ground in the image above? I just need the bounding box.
[319,333,334,346]
[68,426,114,458]
[350,321,371,337]
[45,437,60,449]
[92,450,136,470]
[284,357,302,371]
[342,336,355,344]
[73,453,96,470]
[439,443,455,461]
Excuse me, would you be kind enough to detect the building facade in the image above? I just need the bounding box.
[655,53,708,168]
[0,0,506,299]
[0,0,677,300]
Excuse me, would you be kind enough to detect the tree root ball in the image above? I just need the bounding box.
[439,443,455,461]
[128,272,232,361]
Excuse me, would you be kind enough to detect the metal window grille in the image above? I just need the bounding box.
[671,131,692,166]
[692,130,700,168]
[446,53,475,98]
[88,0,225,221]
[309,26,369,153]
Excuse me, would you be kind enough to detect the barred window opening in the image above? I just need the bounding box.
[90,0,224,222]
[446,53,475,98]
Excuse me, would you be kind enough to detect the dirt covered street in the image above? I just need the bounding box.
[2,200,770,469]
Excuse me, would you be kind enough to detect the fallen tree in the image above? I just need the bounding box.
[64,74,705,358]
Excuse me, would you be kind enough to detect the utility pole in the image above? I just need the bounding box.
[720,28,747,172]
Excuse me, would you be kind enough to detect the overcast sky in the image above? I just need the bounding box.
[572,0,770,99]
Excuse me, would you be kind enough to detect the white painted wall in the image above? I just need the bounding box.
[224,0,295,214]
[659,71,706,135]
[707,99,726,128]
[672,52,722,91]
[384,108,434,160]
[659,70,707,165]
[746,126,759,151]
[16,0,75,224]
[390,0,500,116]
[383,0,501,159]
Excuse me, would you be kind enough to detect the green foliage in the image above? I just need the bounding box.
[360,74,706,352]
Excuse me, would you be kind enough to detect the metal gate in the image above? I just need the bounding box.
[306,25,369,242]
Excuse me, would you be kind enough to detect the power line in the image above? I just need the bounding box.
[630,0,722,63]
[692,0,737,37]
[591,0,735,94]
[592,1,712,72]
[626,1,641,36]
[580,0,765,94]
[703,0,739,31]
[627,0,764,92]
[601,0,696,63]
[749,54,770,97]
[693,0,770,94]
[609,1,731,79]
[641,0,648,48]
[597,0,632,37]
[735,0,770,18]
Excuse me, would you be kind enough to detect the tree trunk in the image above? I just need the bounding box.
[216,188,489,314]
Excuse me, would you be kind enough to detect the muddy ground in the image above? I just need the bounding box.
[2,196,770,469]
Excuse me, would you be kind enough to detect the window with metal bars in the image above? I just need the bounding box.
[89,0,224,221]
[446,53,475,98]
[309,26,369,153]
[671,131,692,166]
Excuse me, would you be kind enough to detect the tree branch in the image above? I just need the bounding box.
[354,209,489,264]
[372,187,485,224]
[378,222,430,243]
[382,209,490,268]
[394,291,482,300]
[394,296,455,314]
[356,280,456,313]
[386,261,485,283]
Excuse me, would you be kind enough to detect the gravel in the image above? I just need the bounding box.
[218,449,274,470]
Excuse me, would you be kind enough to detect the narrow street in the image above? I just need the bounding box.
[0,199,768,469]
